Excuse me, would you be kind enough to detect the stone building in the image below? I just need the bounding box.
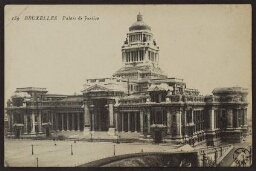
[5,13,249,146]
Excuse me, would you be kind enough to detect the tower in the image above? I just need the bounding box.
[113,13,167,80]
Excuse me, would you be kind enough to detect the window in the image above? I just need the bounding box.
[172,115,176,123]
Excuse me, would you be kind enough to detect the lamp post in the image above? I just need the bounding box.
[31,144,34,155]
[214,148,218,165]
[71,144,73,155]
[90,131,93,142]
[54,104,57,140]
[36,157,38,167]
[36,97,39,135]
[116,131,120,144]
[202,151,208,167]
[113,144,115,156]
[248,146,252,165]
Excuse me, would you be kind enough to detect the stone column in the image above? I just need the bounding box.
[208,109,215,130]
[128,112,131,132]
[11,113,14,133]
[31,112,35,134]
[122,112,124,132]
[61,113,64,131]
[108,101,114,127]
[167,108,171,134]
[147,110,151,134]
[98,110,101,131]
[8,114,11,133]
[176,110,182,137]
[140,111,143,133]
[66,114,69,131]
[183,110,187,136]
[200,110,203,131]
[236,109,240,128]
[24,114,27,134]
[91,112,95,132]
[55,113,59,131]
[227,108,233,128]
[72,113,75,131]
[191,109,194,124]
[135,112,137,132]
[107,99,115,136]
[77,113,80,131]
[115,112,118,132]
[51,112,54,130]
[38,111,42,133]
[243,108,247,126]
[194,111,197,132]
[83,101,90,134]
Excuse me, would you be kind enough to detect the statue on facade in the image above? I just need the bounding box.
[153,39,157,46]
[124,38,128,44]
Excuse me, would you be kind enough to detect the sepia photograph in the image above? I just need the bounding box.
[4,5,252,167]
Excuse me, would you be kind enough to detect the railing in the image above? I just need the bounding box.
[205,95,246,103]
[198,144,233,167]
[168,95,205,103]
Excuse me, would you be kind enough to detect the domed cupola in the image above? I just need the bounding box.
[113,13,167,80]
[129,13,151,31]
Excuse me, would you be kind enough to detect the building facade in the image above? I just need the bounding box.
[5,14,249,146]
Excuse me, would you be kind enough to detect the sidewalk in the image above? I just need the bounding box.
[218,135,252,167]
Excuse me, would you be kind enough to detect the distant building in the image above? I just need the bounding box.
[5,14,249,145]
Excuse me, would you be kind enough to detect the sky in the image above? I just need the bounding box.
[5,5,252,115]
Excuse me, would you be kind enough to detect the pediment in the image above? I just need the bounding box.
[153,86,160,91]
[148,83,170,92]
[83,84,109,93]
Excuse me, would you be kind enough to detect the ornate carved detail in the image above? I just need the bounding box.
[84,84,109,93]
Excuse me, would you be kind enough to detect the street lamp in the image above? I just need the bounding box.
[214,148,218,165]
[90,131,93,142]
[71,144,73,155]
[36,97,39,135]
[36,157,38,167]
[31,144,34,155]
[248,146,252,164]
[116,131,120,144]
[113,144,116,156]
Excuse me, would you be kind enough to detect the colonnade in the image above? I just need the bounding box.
[57,112,82,131]
[117,111,141,132]
[124,50,144,63]
[226,108,247,128]
[207,108,247,130]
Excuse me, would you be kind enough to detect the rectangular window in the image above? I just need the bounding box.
[233,109,237,128]
[172,115,176,123]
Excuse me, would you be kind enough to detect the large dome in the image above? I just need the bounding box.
[129,13,151,31]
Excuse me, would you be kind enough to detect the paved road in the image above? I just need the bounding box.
[4,139,177,167]
[218,135,252,167]
[4,134,252,167]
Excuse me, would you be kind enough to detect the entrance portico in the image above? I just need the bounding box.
[82,83,125,135]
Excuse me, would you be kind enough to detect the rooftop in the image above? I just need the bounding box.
[16,87,48,93]
[129,13,151,31]
[212,87,248,95]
